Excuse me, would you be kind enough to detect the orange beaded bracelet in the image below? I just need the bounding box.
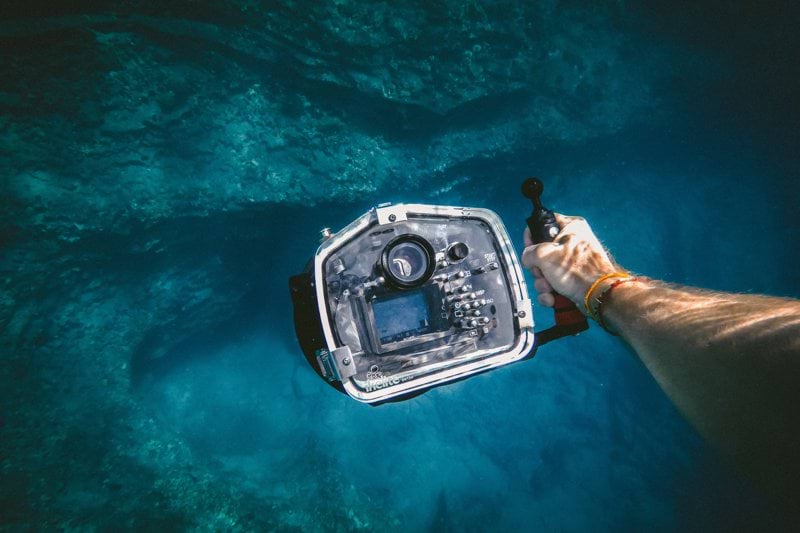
[583,272,631,321]
[595,277,639,334]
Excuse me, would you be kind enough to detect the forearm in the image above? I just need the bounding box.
[523,212,800,506]
[603,280,800,496]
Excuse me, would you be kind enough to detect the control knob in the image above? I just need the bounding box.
[447,242,469,262]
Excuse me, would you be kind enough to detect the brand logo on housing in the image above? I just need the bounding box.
[365,365,400,392]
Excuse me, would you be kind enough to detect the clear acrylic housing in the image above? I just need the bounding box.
[313,204,535,403]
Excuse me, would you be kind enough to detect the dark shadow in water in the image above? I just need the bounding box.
[111,200,365,386]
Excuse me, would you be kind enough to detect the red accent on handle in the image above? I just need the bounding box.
[553,294,586,327]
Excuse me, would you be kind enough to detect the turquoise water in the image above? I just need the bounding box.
[1,2,798,530]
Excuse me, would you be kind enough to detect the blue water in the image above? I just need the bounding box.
[136,124,795,531]
[1,1,798,530]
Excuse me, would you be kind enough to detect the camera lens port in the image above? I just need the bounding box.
[380,235,436,289]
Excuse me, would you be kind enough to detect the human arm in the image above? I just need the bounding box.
[521,214,800,504]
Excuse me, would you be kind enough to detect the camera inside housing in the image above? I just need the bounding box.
[380,234,436,289]
[295,204,535,403]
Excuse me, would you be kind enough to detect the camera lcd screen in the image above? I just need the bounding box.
[372,289,433,343]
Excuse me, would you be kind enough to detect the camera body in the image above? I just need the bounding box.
[290,203,535,404]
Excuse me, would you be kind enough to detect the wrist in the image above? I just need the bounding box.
[572,261,622,307]
[596,279,652,335]
[583,272,634,318]
[567,271,611,309]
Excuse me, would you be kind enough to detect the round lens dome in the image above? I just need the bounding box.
[388,242,427,280]
[380,235,435,289]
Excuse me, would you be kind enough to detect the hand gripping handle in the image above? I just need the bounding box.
[521,178,589,347]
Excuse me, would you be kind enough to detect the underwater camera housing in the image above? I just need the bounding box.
[290,203,535,404]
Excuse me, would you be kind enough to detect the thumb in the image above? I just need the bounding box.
[554,212,582,228]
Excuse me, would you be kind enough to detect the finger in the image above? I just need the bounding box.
[532,266,543,278]
[534,277,553,294]
[537,292,555,307]
[523,226,533,247]
[521,242,558,269]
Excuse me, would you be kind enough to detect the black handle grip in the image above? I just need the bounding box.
[521,178,561,244]
[521,178,589,346]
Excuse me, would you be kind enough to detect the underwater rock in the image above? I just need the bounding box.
[0,1,669,240]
